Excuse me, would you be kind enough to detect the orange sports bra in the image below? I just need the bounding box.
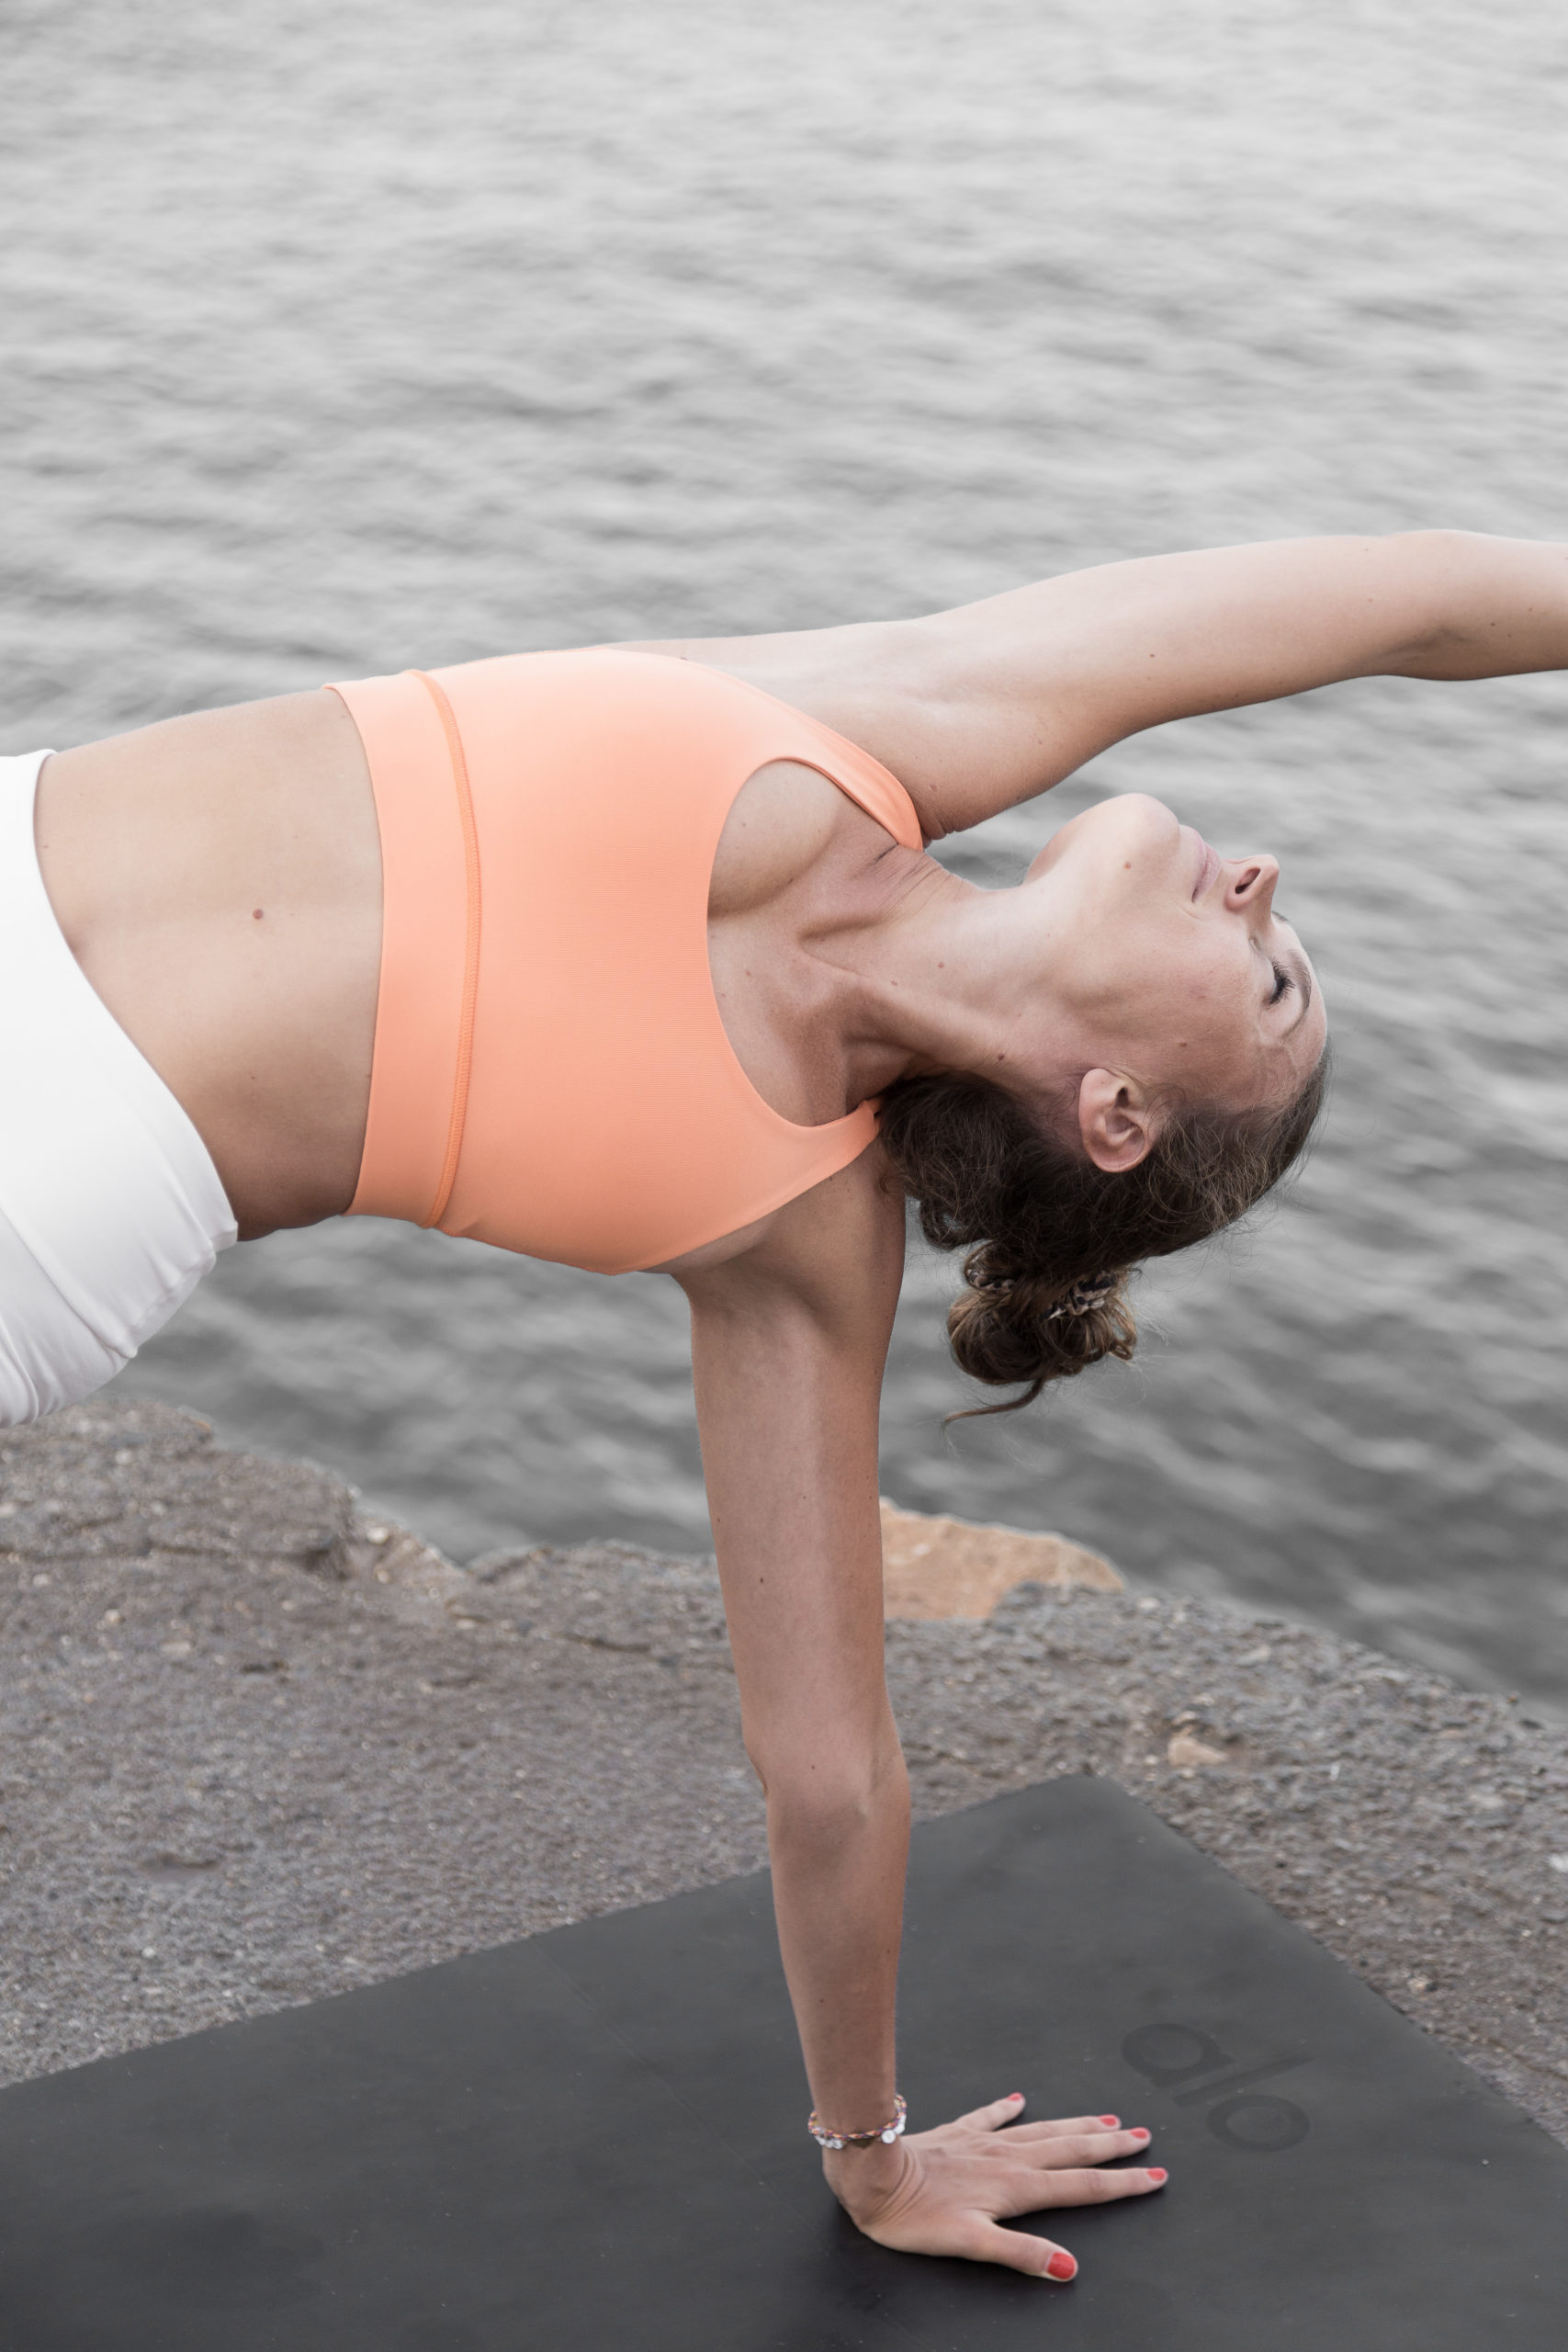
[328,649,924,1274]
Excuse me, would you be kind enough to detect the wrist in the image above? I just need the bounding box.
[807,2090,906,2154]
[820,2134,908,2216]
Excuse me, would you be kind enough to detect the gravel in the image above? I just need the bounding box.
[3,1400,1564,2144]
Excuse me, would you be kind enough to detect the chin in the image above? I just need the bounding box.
[1030,792,1181,888]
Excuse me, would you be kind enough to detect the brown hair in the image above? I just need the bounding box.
[877,1055,1328,1413]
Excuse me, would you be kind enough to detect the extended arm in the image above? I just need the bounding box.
[632,530,1568,838]
[678,1155,1163,2275]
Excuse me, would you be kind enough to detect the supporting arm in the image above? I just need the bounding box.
[678,1154,908,2143]
[677,1156,1166,2274]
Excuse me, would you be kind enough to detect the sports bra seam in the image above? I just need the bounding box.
[410,669,484,1230]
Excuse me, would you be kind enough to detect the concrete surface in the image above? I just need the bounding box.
[3,1401,1564,2144]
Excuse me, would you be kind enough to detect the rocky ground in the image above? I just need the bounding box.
[3,1399,1565,2143]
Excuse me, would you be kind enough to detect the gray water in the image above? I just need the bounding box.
[6,0,1568,1703]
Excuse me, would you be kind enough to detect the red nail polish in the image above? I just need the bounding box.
[1148,2167,1168,2184]
[1098,2114,1120,2127]
[1132,2127,1150,2143]
[1046,2250,1077,2281]
[1008,2092,1024,2102]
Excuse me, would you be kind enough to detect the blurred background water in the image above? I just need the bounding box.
[4,0,1567,1702]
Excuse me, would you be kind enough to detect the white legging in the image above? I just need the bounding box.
[0,750,235,1422]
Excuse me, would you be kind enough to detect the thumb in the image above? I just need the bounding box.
[970,2224,1077,2282]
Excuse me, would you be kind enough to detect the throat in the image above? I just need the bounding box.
[707,915,870,1126]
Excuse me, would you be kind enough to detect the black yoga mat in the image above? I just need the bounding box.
[1,1777,1563,2350]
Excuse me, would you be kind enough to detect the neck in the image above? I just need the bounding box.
[819,860,1061,1107]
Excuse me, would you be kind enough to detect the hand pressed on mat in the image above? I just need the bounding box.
[822,2094,1167,2281]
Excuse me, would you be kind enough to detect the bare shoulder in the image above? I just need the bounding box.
[621,605,1100,840]
[667,1143,906,1341]
[618,628,959,837]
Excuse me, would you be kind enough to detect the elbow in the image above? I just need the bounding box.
[1376,530,1497,674]
[748,1730,908,1846]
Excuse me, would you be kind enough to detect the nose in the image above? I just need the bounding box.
[1224,853,1280,922]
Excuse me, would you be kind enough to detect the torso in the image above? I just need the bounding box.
[36,684,919,1248]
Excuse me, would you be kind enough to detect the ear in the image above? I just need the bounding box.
[1077,1069,1156,1172]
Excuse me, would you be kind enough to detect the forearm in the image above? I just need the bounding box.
[624,527,1568,683]
[929,530,1568,700]
[698,1315,908,2133]
[905,530,1568,823]
[764,1726,911,2134]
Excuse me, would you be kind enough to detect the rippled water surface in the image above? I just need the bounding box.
[6,0,1568,1701]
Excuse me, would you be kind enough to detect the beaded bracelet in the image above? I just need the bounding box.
[807,2092,908,2152]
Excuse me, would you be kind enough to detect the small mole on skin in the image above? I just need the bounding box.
[252,908,265,921]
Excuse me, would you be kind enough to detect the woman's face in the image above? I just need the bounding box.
[1022,792,1326,1113]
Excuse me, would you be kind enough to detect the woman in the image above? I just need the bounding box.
[6,529,1562,2280]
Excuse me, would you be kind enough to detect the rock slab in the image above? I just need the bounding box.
[878,1498,1121,1617]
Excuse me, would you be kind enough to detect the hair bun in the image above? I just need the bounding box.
[946,1254,1136,1408]
[1044,1271,1118,1322]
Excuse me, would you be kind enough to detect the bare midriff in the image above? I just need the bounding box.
[34,691,383,1238]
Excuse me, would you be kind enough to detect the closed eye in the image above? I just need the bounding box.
[1269,962,1292,1005]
